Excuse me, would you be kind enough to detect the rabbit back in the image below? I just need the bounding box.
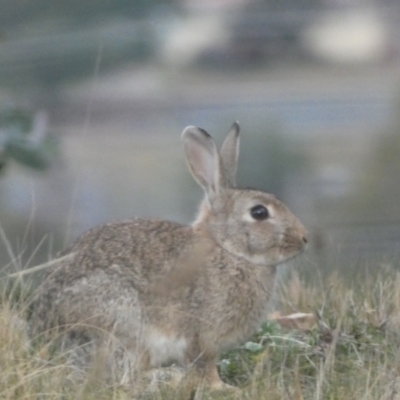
[29,218,192,341]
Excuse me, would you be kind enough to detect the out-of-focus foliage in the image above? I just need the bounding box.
[0,0,178,89]
[0,108,58,172]
[0,0,177,28]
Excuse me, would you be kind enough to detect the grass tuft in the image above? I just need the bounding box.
[2,265,400,399]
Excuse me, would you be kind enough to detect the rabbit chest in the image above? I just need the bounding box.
[195,255,278,350]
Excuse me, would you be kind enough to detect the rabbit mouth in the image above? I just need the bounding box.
[278,242,307,262]
[281,232,307,252]
[263,239,306,265]
[232,246,303,266]
[267,233,307,259]
[283,245,306,260]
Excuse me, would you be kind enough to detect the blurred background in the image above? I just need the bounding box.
[0,0,400,278]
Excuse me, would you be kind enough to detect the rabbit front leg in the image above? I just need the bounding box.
[188,350,239,393]
[190,361,240,400]
[199,360,229,390]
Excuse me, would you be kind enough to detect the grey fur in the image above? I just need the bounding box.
[29,123,308,389]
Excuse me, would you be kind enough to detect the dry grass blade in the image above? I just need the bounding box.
[1,264,400,399]
[7,253,76,279]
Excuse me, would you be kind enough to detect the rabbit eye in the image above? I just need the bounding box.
[250,205,269,221]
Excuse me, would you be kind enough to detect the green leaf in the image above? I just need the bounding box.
[5,142,50,170]
[244,341,263,353]
[0,108,59,171]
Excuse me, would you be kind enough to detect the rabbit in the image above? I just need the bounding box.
[29,122,308,390]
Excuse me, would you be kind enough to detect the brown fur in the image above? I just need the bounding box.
[29,123,307,389]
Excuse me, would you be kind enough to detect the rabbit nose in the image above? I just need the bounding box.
[299,228,308,246]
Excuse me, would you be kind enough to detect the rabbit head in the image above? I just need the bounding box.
[182,122,307,267]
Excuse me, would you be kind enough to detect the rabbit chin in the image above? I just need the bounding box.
[240,252,294,266]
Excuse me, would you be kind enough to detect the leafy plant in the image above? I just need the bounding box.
[0,107,58,172]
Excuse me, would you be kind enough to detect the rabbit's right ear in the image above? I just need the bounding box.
[220,122,240,188]
[182,126,223,203]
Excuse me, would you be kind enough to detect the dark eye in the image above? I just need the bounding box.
[250,204,269,221]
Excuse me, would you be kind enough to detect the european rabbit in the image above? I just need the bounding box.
[30,122,307,389]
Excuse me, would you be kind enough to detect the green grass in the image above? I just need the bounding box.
[2,265,400,399]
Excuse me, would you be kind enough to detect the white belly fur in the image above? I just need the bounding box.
[146,331,188,367]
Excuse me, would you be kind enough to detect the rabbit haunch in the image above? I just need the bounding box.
[29,122,307,388]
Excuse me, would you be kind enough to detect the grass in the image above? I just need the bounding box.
[2,264,400,399]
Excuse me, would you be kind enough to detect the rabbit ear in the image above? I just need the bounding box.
[220,122,240,188]
[182,126,223,202]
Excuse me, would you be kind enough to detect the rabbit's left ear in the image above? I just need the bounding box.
[182,126,224,203]
[220,122,240,188]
